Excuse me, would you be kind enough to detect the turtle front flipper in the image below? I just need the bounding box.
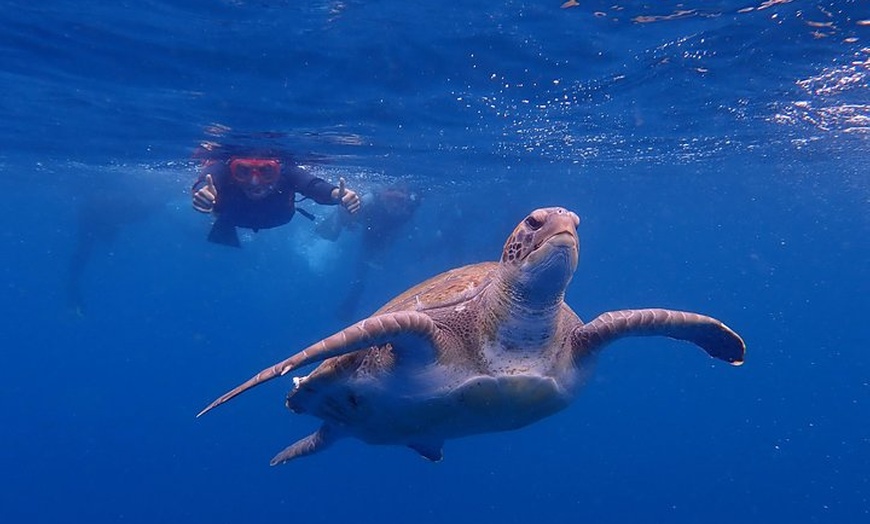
[572,309,745,365]
[197,311,440,417]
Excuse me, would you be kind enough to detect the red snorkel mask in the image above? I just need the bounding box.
[229,158,281,185]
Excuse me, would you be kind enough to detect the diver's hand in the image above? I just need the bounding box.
[193,174,217,213]
[333,177,361,214]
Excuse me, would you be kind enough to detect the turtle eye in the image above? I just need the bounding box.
[525,215,544,230]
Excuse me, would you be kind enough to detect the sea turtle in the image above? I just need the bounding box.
[198,207,745,465]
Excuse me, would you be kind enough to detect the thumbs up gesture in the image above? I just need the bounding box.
[334,177,361,214]
[193,174,218,213]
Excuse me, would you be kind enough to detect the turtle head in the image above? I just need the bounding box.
[500,207,580,303]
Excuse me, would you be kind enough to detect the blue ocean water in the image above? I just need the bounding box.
[1,0,867,522]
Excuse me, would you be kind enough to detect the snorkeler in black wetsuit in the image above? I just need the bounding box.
[192,151,361,247]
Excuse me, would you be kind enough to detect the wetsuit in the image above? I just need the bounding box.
[192,160,338,246]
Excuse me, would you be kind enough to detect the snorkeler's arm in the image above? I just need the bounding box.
[290,167,338,204]
[292,168,360,213]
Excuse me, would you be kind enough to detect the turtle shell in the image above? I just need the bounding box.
[375,262,498,315]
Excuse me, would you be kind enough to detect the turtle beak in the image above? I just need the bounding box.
[535,209,579,251]
[527,209,580,272]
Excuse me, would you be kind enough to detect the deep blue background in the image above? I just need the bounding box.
[1,1,867,522]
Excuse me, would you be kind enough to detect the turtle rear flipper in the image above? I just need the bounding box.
[270,424,342,465]
[408,441,444,462]
[197,311,441,417]
[572,308,745,365]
